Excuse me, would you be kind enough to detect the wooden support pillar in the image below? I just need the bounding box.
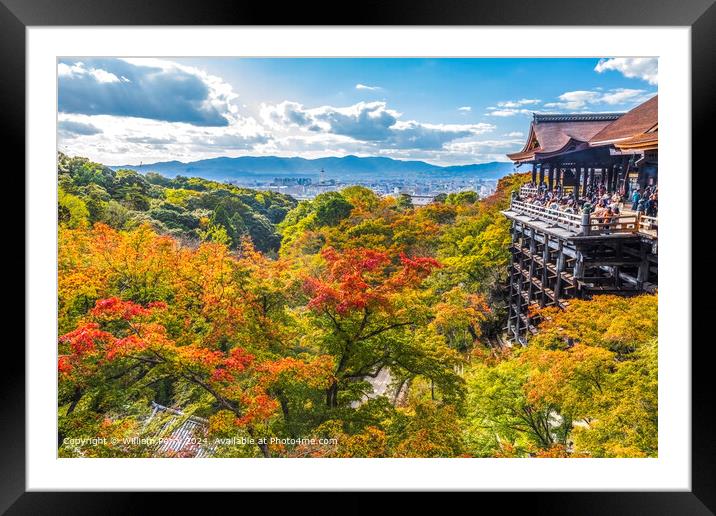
[527,227,536,305]
[611,165,617,192]
[611,166,616,189]
[637,243,649,289]
[507,222,516,337]
[554,240,565,301]
[538,163,545,187]
[613,164,619,192]
[540,235,550,308]
[621,156,630,194]
[608,164,615,192]
[554,167,559,190]
[613,242,622,288]
[573,166,581,201]
[637,163,646,190]
[531,163,537,185]
[581,166,588,197]
[548,165,554,192]
[515,223,525,336]
[573,250,585,297]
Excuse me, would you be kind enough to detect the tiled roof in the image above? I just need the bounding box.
[533,119,618,153]
[145,401,215,458]
[589,95,658,145]
[507,113,622,162]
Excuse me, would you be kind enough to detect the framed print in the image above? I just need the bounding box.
[4,0,713,512]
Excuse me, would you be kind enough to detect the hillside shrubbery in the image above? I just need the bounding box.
[57,153,296,253]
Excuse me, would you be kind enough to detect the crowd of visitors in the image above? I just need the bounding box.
[517,181,658,220]
[629,185,658,217]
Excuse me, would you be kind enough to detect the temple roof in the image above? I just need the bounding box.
[507,113,621,163]
[614,128,658,151]
[589,95,658,146]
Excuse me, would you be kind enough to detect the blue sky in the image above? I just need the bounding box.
[57,57,657,166]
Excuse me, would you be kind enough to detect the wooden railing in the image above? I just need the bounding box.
[638,214,658,235]
[583,214,640,235]
[519,185,539,196]
[510,200,583,233]
[509,199,657,237]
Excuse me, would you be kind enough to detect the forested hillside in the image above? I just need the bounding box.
[57,153,296,253]
[57,154,657,458]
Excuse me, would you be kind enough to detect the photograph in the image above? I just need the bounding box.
[55,56,659,459]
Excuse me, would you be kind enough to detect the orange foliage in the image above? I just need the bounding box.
[304,246,440,315]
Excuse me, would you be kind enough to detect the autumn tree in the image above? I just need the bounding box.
[464,295,658,458]
[59,297,334,457]
[302,246,463,409]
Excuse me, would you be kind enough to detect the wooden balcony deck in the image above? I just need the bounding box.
[503,199,657,239]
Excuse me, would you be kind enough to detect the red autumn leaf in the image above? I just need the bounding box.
[59,322,113,355]
[58,355,73,374]
[107,334,147,360]
[91,297,151,321]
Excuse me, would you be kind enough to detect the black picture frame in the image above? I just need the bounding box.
[4,0,710,512]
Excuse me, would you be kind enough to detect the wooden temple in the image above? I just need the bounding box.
[502,95,658,343]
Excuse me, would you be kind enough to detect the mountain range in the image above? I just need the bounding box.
[112,155,516,182]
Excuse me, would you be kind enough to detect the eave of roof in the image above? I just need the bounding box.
[614,131,658,151]
[589,95,658,146]
[506,149,538,162]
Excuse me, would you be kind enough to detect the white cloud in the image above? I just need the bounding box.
[424,137,525,165]
[388,121,494,149]
[58,120,103,137]
[486,107,534,117]
[89,68,121,83]
[260,101,314,129]
[458,106,472,112]
[505,131,524,137]
[58,62,85,77]
[544,88,655,110]
[496,99,540,108]
[260,100,494,150]
[57,112,270,165]
[59,58,241,127]
[58,61,121,83]
[598,88,652,105]
[544,90,601,110]
[355,83,381,91]
[485,99,542,117]
[447,139,525,153]
[595,58,658,85]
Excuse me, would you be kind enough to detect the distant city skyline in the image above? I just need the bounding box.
[57,57,657,167]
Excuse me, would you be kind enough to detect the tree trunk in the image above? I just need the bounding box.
[66,386,83,415]
[326,381,339,408]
